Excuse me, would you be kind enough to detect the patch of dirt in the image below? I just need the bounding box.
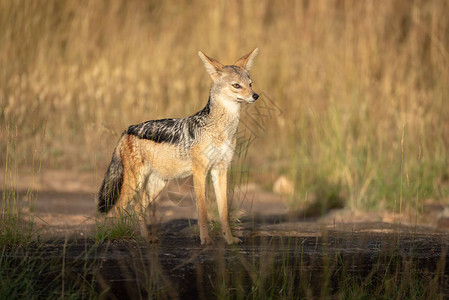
[2,169,449,298]
[6,227,449,299]
[3,169,448,236]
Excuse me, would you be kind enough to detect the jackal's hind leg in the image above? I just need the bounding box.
[109,166,139,218]
[135,174,167,242]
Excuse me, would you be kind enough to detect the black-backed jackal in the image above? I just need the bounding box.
[97,49,259,245]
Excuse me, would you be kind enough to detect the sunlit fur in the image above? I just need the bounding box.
[98,48,259,245]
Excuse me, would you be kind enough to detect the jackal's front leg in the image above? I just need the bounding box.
[211,165,242,245]
[192,162,213,245]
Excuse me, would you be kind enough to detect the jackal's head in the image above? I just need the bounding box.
[198,48,259,105]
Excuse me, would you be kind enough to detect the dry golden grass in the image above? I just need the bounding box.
[1,0,448,210]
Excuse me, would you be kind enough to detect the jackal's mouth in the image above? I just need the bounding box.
[237,97,257,104]
[237,97,255,103]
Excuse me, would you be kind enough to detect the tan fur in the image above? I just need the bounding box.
[234,48,259,70]
[102,49,259,245]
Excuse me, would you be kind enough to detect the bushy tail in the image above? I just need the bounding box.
[97,150,124,213]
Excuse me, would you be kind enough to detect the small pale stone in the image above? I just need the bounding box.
[273,175,294,196]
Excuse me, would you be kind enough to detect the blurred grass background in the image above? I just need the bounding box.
[1,0,448,211]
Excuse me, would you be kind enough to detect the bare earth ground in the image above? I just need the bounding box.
[2,170,449,298]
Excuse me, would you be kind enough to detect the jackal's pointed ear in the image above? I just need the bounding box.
[234,48,259,71]
[198,51,224,80]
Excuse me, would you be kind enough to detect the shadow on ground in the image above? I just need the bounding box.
[4,219,449,299]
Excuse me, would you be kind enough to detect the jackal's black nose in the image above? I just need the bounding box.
[252,93,259,101]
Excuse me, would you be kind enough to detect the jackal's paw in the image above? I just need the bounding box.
[200,235,214,246]
[146,235,159,244]
[226,236,242,245]
[139,227,158,243]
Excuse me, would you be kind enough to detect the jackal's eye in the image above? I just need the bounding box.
[249,82,253,88]
[232,83,241,89]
